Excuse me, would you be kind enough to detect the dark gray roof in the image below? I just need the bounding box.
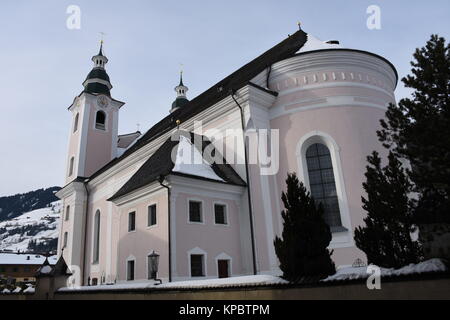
[84,82,111,96]
[171,97,189,110]
[109,132,246,201]
[89,30,309,181]
[86,68,110,82]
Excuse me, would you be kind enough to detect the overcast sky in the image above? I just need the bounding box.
[0,1,448,196]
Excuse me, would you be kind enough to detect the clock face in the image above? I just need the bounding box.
[97,96,109,108]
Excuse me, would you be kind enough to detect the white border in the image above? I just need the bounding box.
[296,131,353,248]
[187,247,207,278]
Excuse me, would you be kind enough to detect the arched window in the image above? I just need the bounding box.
[65,205,70,221]
[93,210,101,264]
[305,143,342,228]
[68,157,75,177]
[63,232,68,248]
[95,111,106,130]
[73,113,79,133]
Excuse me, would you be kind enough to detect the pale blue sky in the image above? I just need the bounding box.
[0,1,448,196]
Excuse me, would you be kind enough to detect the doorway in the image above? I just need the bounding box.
[217,259,230,278]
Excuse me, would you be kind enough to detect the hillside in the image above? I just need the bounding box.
[0,187,61,223]
[0,201,61,253]
[0,187,62,253]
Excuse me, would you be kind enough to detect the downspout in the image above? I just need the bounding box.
[158,176,172,282]
[230,90,258,275]
[266,65,272,90]
[82,182,90,286]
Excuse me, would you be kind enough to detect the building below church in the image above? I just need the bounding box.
[56,29,397,286]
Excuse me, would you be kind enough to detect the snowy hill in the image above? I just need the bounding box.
[0,187,61,222]
[0,201,61,253]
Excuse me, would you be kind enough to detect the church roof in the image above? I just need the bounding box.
[87,29,397,182]
[117,131,142,149]
[109,132,246,201]
[85,68,110,82]
[88,30,308,181]
[84,82,111,96]
[171,97,189,110]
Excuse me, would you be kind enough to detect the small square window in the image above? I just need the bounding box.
[189,201,202,223]
[128,212,136,232]
[148,205,157,227]
[214,204,227,225]
[190,254,204,277]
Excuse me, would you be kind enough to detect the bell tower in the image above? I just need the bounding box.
[65,42,125,183]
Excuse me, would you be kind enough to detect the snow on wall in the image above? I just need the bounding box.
[322,259,448,282]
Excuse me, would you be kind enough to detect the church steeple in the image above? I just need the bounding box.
[171,71,189,113]
[83,41,112,96]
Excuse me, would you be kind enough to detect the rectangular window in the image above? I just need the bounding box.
[65,206,70,221]
[190,254,204,277]
[214,204,227,225]
[63,232,68,248]
[128,211,136,232]
[189,201,202,223]
[127,260,135,281]
[148,205,157,227]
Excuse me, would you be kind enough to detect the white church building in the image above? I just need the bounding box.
[56,28,398,286]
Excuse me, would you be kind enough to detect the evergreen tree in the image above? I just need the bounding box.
[355,151,422,268]
[274,173,335,282]
[378,35,450,224]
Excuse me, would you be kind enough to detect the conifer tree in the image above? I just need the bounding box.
[274,173,335,281]
[378,35,450,224]
[354,151,422,268]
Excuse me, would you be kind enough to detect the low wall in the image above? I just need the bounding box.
[54,277,450,300]
[2,275,449,300]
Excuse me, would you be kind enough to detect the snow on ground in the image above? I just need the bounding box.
[297,34,342,53]
[59,275,288,292]
[59,259,447,292]
[173,135,225,182]
[0,253,57,265]
[0,201,61,252]
[322,259,447,282]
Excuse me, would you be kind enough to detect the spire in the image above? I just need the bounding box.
[82,41,112,96]
[179,70,184,86]
[92,40,108,69]
[98,40,104,56]
[171,71,189,113]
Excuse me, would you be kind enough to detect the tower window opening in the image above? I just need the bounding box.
[95,111,106,130]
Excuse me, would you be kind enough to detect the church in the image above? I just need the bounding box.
[56,28,398,286]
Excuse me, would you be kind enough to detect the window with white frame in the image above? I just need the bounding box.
[68,157,75,177]
[128,211,136,232]
[63,232,68,248]
[305,143,342,228]
[93,210,101,264]
[214,203,227,225]
[65,205,70,221]
[95,111,106,130]
[190,254,205,277]
[148,204,157,227]
[189,201,203,223]
[73,113,79,133]
[127,259,135,281]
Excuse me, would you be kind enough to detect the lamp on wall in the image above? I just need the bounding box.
[148,251,162,285]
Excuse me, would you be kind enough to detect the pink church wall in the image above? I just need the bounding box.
[270,104,389,266]
[83,101,113,177]
[116,191,169,281]
[174,192,243,278]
